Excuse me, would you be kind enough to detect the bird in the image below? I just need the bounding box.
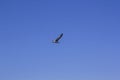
[52,33,63,43]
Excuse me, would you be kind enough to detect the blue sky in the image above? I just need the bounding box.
[0,0,120,80]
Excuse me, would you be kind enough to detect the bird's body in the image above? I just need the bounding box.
[52,33,63,43]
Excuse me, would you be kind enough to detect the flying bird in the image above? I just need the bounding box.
[52,33,63,43]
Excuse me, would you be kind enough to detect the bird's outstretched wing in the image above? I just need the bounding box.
[55,33,63,42]
[52,33,63,43]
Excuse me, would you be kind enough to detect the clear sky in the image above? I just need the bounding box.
[0,0,120,80]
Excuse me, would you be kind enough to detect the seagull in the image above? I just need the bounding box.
[52,33,63,43]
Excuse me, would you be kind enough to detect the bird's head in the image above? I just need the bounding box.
[52,40,59,43]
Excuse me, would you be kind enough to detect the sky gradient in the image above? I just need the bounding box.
[0,0,120,80]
